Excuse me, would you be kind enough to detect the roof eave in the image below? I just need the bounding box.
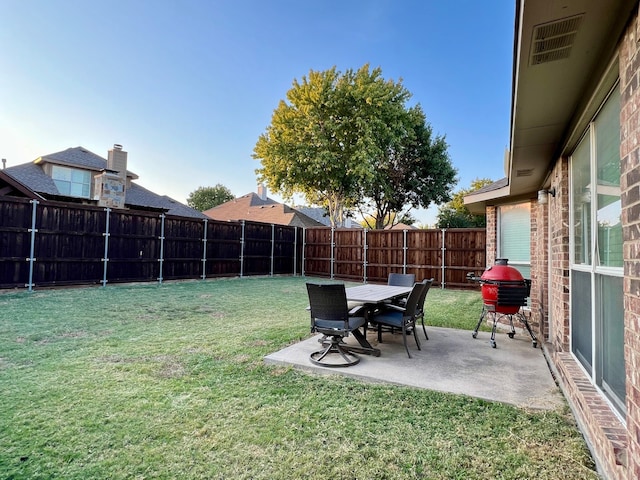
[0,170,46,199]
[464,184,512,214]
[506,0,635,199]
[466,0,634,212]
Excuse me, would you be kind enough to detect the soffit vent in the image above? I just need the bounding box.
[530,14,583,66]
[516,168,534,177]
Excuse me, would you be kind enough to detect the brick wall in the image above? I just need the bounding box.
[548,159,570,352]
[485,206,496,267]
[530,198,544,339]
[620,9,640,479]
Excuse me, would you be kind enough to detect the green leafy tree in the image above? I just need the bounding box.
[254,64,454,228]
[254,66,375,227]
[361,105,457,229]
[187,184,234,211]
[436,178,494,228]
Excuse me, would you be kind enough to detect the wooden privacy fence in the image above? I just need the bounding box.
[1,197,486,291]
[303,227,486,289]
[0,197,303,290]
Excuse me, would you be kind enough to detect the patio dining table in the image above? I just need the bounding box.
[346,284,414,304]
[344,284,414,357]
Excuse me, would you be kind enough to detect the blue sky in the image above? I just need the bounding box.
[1,0,514,225]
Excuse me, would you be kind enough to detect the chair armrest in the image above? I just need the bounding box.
[349,305,365,316]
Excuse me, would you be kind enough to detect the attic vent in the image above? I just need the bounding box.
[516,168,534,177]
[530,14,583,65]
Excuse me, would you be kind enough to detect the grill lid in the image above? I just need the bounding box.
[480,258,524,283]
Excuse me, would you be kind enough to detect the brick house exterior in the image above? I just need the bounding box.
[465,2,640,479]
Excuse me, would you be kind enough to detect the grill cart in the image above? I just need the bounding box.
[467,259,538,348]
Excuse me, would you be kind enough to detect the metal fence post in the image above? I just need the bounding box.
[330,227,335,279]
[270,223,275,277]
[25,199,39,292]
[158,214,165,284]
[240,220,245,278]
[363,229,368,284]
[441,228,446,289]
[403,229,408,274]
[201,218,208,280]
[101,207,111,287]
[301,227,306,277]
[293,227,298,276]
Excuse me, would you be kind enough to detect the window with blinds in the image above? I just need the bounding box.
[498,203,531,279]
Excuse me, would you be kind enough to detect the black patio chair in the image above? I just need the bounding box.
[371,282,426,358]
[385,272,416,310]
[415,278,434,340]
[306,283,367,367]
[388,273,416,287]
[388,277,433,338]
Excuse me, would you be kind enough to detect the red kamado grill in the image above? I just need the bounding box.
[467,259,537,348]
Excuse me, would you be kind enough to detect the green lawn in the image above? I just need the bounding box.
[0,276,597,479]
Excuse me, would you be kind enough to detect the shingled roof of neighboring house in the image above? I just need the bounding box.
[293,206,331,226]
[0,146,206,219]
[125,183,207,218]
[203,191,324,228]
[470,177,509,195]
[2,162,59,196]
[292,205,363,228]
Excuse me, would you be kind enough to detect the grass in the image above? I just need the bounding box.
[0,276,597,479]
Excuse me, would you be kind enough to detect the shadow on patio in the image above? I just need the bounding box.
[265,325,565,411]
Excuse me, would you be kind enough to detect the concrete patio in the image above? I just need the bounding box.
[265,325,566,411]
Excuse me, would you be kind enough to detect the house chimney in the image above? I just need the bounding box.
[107,144,127,179]
[1,159,6,170]
[96,144,127,208]
[257,184,267,200]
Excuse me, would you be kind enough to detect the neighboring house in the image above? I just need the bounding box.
[465,2,639,479]
[203,185,324,228]
[0,145,206,219]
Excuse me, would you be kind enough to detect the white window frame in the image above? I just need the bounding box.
[51,165,92,199]
[569,83,625,419]
[496,202,531,279]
